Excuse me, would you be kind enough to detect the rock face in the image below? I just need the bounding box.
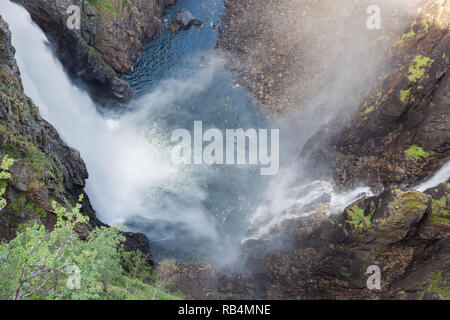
[175,0,450,300]
[219,0,449,188]
[177,182,450,299]
[302,0,449,189]
[0,17,153,264]
[167,23,180,34]
[13,0,175,104]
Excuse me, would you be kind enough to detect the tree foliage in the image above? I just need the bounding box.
[0,193,181,300]
[0,155,14,211]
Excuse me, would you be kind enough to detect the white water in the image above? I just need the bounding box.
[244,168,373,241]
[245,158,450,241]
[0,1,218,241]
[0,1,375,255]
[415,161,450,192]
[3,0,445,261]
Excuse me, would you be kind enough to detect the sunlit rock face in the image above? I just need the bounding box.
[12,0,175,103]
[302,0,449,190]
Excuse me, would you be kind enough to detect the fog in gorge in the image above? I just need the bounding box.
[1,0,448,267]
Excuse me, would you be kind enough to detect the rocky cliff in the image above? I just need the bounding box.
[176,181,449,300]
[0,17,153,264]
[174,0,450,300]
[217,0,416,112]
[219,0,449,189]
[302,0,449,190]
[13,0,175,104]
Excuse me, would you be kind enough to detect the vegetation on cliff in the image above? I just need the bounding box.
[0,156,14,211]
[1,0,448,301]
[0,193,181,300]
[0,15,180,300]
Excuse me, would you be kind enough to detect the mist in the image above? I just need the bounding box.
[1,0,445,267]
[241,0,428,242]
[0,1,223,260]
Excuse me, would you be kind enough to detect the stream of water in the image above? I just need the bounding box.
[2,0,448,265]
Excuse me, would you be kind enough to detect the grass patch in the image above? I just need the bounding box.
[400,89,414,104]
[404,145,430,161]
[85,0,130,16]
[346,204,373,232]
[421,270,450,300]
[408,56,434,82]
[421,16,434,33]
[363,106,375,115]
[88,45,99,57]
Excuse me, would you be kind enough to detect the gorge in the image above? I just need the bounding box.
[0,0,449,300]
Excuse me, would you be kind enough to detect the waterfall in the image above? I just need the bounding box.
[0,1,223,256]
[0,0,267,265]
[415,161,450,192]
[2,0,446,263]
[0,1,178,224]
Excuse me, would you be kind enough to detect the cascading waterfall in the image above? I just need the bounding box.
[0,0,271,265]
[0,0,374,263]
[3,0,446,265]
[415,161,450,192]
[0,1,179,226]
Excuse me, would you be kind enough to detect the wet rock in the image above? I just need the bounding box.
[111,78,133,102]
[192,19,203,28]
[80,2,97,46]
